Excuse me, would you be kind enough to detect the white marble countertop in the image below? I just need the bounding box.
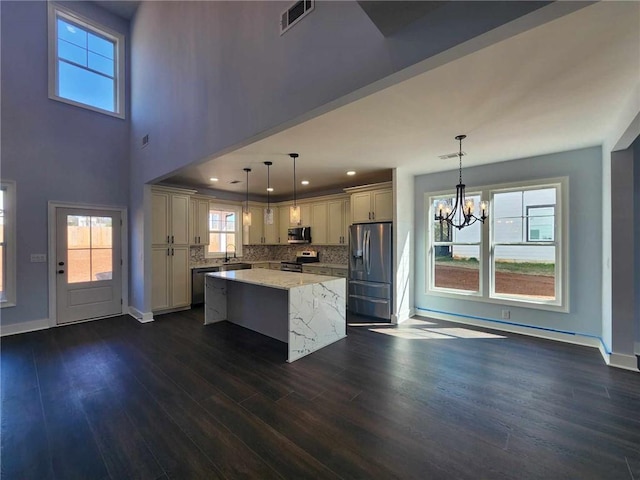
[192,260,347,269]
[206,269,344,290]
[303,263,347,269]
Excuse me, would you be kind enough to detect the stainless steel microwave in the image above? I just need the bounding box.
[288,226,311,244]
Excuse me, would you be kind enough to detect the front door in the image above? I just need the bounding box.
[56,207,122,324]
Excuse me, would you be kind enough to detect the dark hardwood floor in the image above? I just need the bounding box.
[2,308,639,479]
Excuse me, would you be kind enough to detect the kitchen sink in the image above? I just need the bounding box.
[219,262,252,272]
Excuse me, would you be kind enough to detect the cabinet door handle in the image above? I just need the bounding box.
[171,235,174,243]
[167,235,170,243]
[167,248,170,256]
[372,212,375,220]
[171,248,174,256]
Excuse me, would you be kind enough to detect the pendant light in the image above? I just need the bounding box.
[242,168,252,226]
[264,161,274,225]
[289,153,301,225]
[435,135,488,230]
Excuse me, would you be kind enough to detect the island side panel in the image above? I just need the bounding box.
[204,275,227,325]
[288,278,346,362]
[227,282,289,343]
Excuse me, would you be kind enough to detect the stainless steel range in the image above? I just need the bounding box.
[280,250,319,272]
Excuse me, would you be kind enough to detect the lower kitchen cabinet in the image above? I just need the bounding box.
[152,245,190,311]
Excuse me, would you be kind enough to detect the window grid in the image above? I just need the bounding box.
[427,178,567,312]
[206,204,243,258]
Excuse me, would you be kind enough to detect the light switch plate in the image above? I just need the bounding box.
[30,254,47,263]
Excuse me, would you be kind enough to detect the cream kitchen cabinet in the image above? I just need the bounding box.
[327,198,350,245]
[347,183,393,224]
[244,205,279,244]
[189,197,210,245]
[279,203,312,244]
[152,188,191,246]
[310,202,328,244]
[151,187,194,312]
[151,244,190,311]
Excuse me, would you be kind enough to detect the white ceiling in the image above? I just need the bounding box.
[163,2,639,198]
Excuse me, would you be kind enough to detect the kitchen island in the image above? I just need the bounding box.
[205,269,346,362]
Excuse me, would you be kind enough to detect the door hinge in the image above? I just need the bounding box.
[120,219,123,226]
[120,298,123,305]
[120,259,123,266]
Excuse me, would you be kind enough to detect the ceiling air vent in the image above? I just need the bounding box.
[229,180,241,185]
[281,0,314,35]
[438,151,465,160]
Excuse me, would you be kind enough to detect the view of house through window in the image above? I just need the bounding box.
[0,181,16,306]
[492,187,557,301]
[207,205,242,257]
[428,180,565,309]
[49,4,124,117]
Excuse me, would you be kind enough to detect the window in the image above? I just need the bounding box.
[48,3,125,118]
[206,203,243,258]
[427,178,567,311]
[1,181,17,307]
[430,193,482,294]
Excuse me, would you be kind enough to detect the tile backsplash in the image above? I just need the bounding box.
[190,245,349,266]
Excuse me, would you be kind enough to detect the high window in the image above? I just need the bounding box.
[206,204,243,258]
[427,178,567,312]
[48,3,125,118]
[1,181,17,307]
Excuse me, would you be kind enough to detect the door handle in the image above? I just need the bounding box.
[58,270,64,274]
[58,261,64,266]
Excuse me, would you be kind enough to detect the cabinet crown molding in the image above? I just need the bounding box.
[343,181,392,194]
[152,185,197,195]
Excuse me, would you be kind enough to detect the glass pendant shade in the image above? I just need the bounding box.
[242,210,252,227]
[290,205,301,225]
[264,207,274,225]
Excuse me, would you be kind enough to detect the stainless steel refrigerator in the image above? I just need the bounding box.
[348,223,393,320]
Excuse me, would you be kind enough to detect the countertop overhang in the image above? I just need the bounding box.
[207,269,343,291]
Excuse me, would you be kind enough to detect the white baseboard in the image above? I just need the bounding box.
[128,306,154,323]
[635,341,640,356]
[1,318,50,336]
[396,307,416,325]
[608,353,639,372]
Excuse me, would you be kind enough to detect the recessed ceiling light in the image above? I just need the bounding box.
[267,187,274,192]
[301,180,309,185]
[209,177,219,182]
[346,171,356,176]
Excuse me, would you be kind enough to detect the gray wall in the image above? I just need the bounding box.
[0,1,130,326]
[127,0,552,313]
[634,136,640,354]
[414,147,603,339]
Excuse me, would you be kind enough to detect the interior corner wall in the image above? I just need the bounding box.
[602,147,613,351]
[414,147,603,339]
[610,148,635,357]
[0,1,130,328]
[393,168,415,323]
[634,136,640,355]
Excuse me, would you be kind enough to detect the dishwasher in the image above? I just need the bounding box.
[191,266,220,306]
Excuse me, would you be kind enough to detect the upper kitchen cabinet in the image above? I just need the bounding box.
[346,182,393,224]
[189,196,211,246]
[263,206,280,244]
[243,204,280,245]
[310,202,328,244]
[152,187,194,246]
[327,197,350,245]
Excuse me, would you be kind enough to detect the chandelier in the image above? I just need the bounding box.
[242,168,252,226]
[435,135,488,230]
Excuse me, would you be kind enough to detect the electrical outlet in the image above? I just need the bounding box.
[501,309,510,320]
[30,254,47,263]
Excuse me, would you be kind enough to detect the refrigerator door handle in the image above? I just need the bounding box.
[364,229,371,275]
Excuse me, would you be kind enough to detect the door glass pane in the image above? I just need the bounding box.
[67,215,113,283]
[91,216,112,247]
[0,245,4,296]
[434,245,480,292]
[68,215,91,248]
[494,245,556,300]
[91,249,112,280]
[68,249,91,283]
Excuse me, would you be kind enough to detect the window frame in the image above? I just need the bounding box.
[426,177,569,313]
[1,181,17,308]
[428,191,484,297]
[48,2,126,119]
[205,202,243,259]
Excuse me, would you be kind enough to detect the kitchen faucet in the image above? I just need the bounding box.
[224,244,236,263]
